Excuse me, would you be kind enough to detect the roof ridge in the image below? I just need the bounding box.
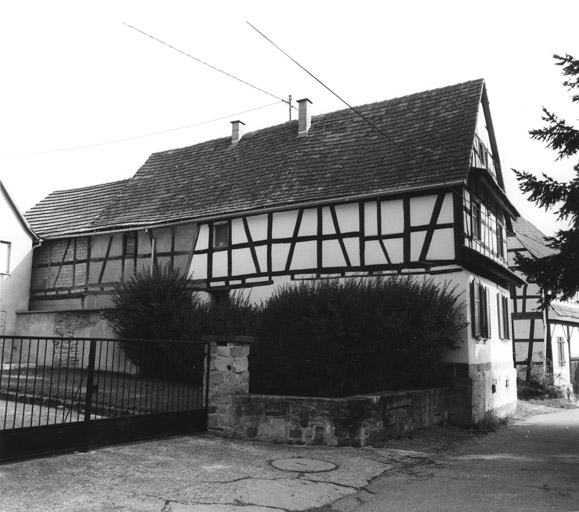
[40,178,132,197]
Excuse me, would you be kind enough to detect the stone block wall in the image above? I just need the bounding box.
[204,335,253,437]
[228,389,448,447]
[205,337,448,446]
[204,336,448,446]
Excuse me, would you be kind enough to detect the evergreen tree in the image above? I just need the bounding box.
[514,54,579,305]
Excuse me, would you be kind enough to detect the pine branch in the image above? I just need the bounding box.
[530,108,579,159]
[554,53,579,102]
[513,169,569,213]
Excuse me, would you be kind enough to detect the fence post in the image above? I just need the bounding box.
[82,338,97,452]
[202,335,254,437]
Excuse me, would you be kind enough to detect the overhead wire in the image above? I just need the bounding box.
[0,101,283,157]
[246,22,430,172]
[123,22,295,109]
[245,22,473,203]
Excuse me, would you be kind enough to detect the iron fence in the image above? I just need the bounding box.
[0,336,208,431]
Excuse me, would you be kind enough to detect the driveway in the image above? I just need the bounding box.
[0,403,577,511]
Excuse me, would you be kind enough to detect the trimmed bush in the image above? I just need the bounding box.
[250,276,465,397]
[108,266,256,381]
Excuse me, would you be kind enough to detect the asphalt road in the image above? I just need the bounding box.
[324,406,579,512]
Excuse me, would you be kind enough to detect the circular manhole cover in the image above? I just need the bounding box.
[270,457,337,473]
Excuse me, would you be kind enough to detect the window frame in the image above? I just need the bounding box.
[471,281,491,340]
[213,222,230,249]
[124,232,137,257]
[497,293,510,340]
[496,222,505,259]
[471,201,482,241]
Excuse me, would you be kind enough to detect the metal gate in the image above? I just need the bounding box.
[0,336,209,463]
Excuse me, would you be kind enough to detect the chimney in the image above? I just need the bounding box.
[231,120,245,144]
[297,98,312,136]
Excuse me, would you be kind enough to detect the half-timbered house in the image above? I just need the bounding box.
[508,217,579,396]
[24,79,524,423]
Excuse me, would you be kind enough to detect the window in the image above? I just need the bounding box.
[557,337,566,367]
[0,241,10,274]
[496,223,505,258]
[213,222,230,248]
[470,281,491,339]
[124,233,136,256]
[471,201,482,240]
[497,294,510,340]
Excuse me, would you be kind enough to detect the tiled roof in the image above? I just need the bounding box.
[25,180,130,238]
[512,217,557,259]
[551,301,579,321]
[27,79,486,237]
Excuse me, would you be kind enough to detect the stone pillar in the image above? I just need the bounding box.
[202,335,254,437]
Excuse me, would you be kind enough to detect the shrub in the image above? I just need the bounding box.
[109,265,204,381]
[518,365,564,400]
[108,266,257,381]
[191,292,257,338]
[250,276,465,397]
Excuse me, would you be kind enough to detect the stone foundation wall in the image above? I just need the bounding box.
[204,338,448,447]
[228,389,448,447]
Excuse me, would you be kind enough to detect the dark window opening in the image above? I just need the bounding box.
[213,223,230,248]
[496,224,505,258]
[124,233,136,256]
[471,202,482,240]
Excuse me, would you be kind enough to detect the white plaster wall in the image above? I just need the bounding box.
[417,270,514,370]
[429,270,517,421]
[0,187,34,335]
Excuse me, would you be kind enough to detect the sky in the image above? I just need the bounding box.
[1,0,578,237]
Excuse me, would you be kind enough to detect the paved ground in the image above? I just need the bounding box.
[0,399,84,429]
[322,403,579,512]
[0,402,577,511]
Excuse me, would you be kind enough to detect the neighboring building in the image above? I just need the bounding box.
[508,217,579,396]
[25,80,524,424]
[0,180,36,335]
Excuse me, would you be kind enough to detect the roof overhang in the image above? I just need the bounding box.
[468,167,519,220]
[462,247,526,287]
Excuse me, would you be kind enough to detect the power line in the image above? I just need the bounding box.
[1,101,282,157]
[123,22,296,110]
[246,22,429,172]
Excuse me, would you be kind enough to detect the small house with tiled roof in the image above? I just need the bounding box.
[0,180,37,336]
[508,217,579,396]
[24,79,524,424]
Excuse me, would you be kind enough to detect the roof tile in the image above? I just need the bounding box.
[27,79,485,238]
